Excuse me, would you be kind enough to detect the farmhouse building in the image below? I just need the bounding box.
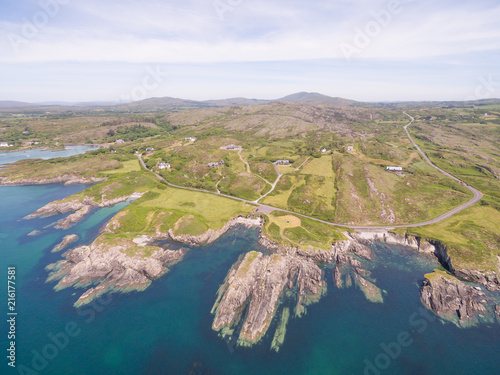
[185,137,197,142]
[0,142,12,147]
[221,144,241,150]
[386,166,403,172]
[158,162,171,170]
[346,146,354,151]
[274,160,290,166]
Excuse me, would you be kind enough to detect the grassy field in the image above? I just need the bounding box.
[100,159,141,175]
[264,211,345,251]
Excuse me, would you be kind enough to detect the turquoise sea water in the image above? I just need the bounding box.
[0,145,98,167]
[1,184,499,375]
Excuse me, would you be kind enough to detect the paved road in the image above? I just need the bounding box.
[137,114,483,230]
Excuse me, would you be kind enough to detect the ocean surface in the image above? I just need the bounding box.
[1,183,499,374]
[0,145,98,167]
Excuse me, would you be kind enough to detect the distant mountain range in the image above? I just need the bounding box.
[1,92,499,112]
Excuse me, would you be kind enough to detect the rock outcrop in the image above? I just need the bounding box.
[211,250,326,348]
[47,234,187,306]
[212,232,382,351]
[420,271,490,326]
[0,175,105,186]
[52,234,79,252]
[26,193,143,229]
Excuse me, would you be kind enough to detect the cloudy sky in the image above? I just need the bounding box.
[1,0,500,102]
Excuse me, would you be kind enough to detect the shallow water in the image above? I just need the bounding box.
[1,185,499,375]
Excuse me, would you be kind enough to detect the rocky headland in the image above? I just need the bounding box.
[0,175,105,186]
[26,192,143,229]
[47,234,188,307]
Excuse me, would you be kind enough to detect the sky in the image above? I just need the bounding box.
[1,0,500,103]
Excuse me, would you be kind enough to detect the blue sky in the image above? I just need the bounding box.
[1,0,500,102]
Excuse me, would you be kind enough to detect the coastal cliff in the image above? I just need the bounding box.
[354,230,500,324]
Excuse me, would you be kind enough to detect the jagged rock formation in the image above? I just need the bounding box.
[211,233,382,350]
[211,250,326,347]
[26,193,143,229]
[52,234,79,252]
[47,234,187,307]
[420,271,489,326]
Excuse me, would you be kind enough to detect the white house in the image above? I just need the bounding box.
[320,148,327,153]
[185,137,197,142]
[386,166,403,172]
[346,146,354,151]
[0,142,12,147]
[274,160,290,166]
[158,162,171,170]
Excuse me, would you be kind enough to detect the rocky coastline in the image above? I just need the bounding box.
[25,192,143,229]
[420,271,490,327]
[352,230,500,325]
[0,175,106,186]
[211,231,382,351]
[47,234,188,307]
[352,230,500,292]
[167,216,263,246]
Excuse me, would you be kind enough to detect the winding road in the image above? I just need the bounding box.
[137,113,483,231]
